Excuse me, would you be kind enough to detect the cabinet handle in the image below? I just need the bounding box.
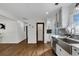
[78,53,79,55]
[74,49,77,51]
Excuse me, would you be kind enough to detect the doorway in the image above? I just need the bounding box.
[36,23,44,43]
[26,26,28,43]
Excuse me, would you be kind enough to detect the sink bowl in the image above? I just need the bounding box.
[60,38,79,44]
[52,35,66,39]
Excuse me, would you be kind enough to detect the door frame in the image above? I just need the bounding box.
[25,26,28,43]
[36,22,44,43]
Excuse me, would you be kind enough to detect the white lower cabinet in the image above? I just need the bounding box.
[56,44,62,56]
[72,47,79,56]
[56,44,71,56]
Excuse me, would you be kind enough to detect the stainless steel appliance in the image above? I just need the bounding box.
[52,37,58,52]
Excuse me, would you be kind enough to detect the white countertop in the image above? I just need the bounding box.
[51,35,66,39]
[51,35,79,42]
[51,35,79,48]
[71,44,79,48]
[66,37,79,42]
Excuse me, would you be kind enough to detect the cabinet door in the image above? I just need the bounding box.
[72,47,79,56]
[56,44,61,56]
[56,44,71,56]
[60,48,71,56]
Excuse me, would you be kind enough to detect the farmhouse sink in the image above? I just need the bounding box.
[60,38,79,44]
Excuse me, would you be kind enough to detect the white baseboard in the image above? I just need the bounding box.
[0,39,25,44]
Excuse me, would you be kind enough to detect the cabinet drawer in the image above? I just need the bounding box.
[61,47,71,56]
[56,44,62,56]
[72,47,79,56]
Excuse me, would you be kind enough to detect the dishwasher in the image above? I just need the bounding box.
[52,37,58,52]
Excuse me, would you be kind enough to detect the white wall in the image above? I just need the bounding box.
[0,8,25,43]
[0,17,25,43]
[0,19,17,43]
[28,19,36,43]
[17,20,25,43]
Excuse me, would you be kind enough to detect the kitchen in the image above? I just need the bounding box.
[50,3,79,56]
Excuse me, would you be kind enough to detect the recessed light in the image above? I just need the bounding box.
[46,12,48,15]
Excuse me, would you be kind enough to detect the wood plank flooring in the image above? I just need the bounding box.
[0,40,55,56]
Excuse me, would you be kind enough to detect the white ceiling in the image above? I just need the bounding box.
[0,3,73,21]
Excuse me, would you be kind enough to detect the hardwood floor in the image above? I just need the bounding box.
[0,40,56,56]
